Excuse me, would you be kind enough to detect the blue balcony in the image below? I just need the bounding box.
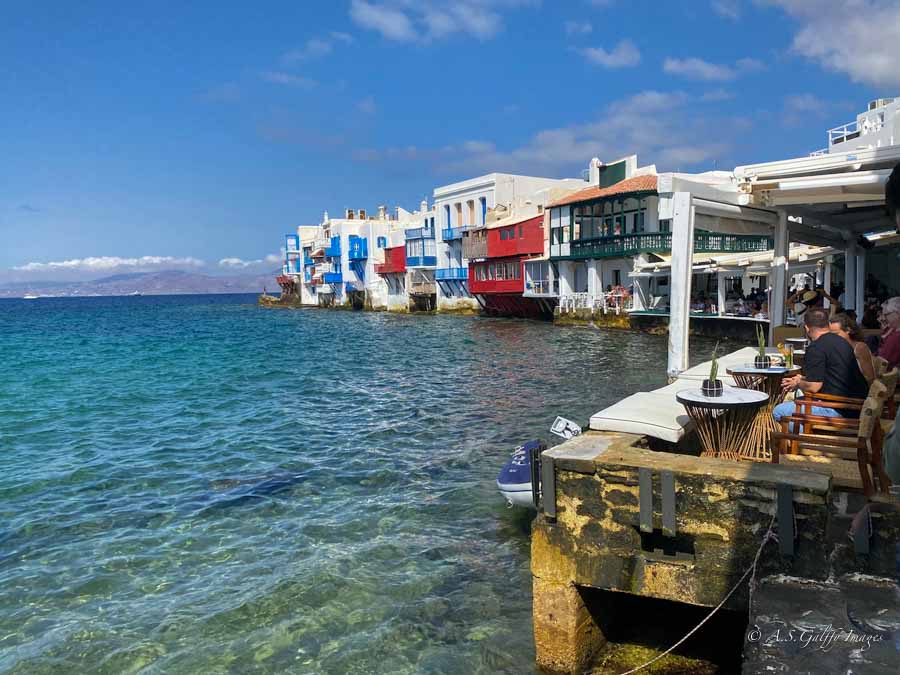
[323,271,343,284]
[285,234,300,252]
[441,227,465,241]
[348,236,368,260]
[325,236,341,257]
[406,255,437,268]
[435,267,468,281]
[304,269,312,283]
[405,226,435,240]
[303,254,313,266]
[285,259,302,274]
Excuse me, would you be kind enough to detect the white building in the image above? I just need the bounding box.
[433,173,583,313]
[284,205,428,309]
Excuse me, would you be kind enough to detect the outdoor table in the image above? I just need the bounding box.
[676,387,769,460]
[726,365,802,460]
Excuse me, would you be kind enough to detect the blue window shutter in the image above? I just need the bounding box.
[480,197,487,224]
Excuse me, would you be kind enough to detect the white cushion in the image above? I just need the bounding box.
[589,392,695,443]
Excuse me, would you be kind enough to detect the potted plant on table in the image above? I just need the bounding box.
[754,324,772,369]
[702,342,724,397]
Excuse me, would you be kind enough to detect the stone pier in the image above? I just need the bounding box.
[531,432,900,673]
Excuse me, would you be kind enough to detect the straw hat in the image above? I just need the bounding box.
[802,290,818,303]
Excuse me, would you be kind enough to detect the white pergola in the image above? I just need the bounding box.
[663,145,900,378]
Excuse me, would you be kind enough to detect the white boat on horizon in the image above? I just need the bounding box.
[23,294,40,299]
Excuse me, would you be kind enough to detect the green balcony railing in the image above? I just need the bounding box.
[563,231,772,260]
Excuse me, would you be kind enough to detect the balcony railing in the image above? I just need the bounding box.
[441,227,465,241]
[284,260,302,274]
[325,236,342,257]
[524,279,554,296]
[323,271,343,284]
[406,255,437,268]
[435,267,468,281]
[404,226,435,240]
[562,231,773,260]
[348,237,368,260]
[303,255,313,266]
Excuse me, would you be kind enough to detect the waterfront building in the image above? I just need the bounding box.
[434,173,583,313]
[282,205,428,309]
[663,97,900,376]
[402,201,438,311]
[467,200,568,319]
[542,155,773,322]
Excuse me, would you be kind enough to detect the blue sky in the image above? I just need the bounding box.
[2,0,899,280]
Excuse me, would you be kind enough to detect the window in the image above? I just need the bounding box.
[659,219,671,233]
[444,205,451,228]
[500,229,509,241]
[614,216,624,235]
[613,270,621,286]
[376,236,387,248]
[467,200,475,226]
[634,210,645,234]
[518,225,523,238]
[480,197,487,224]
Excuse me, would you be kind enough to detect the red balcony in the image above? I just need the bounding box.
[468,258,525,295]
[487,214,544,259]
[375,245,407,274]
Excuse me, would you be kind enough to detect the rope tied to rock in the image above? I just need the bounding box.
[616,514,778,675]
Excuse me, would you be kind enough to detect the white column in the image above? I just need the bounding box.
[586,259,600,299]
[559,261,574,297]
[855,250,866,314]
[768,211,789,343]
[844,242,857,311]
[667,192,695,378]
[823,257,832,309]
[717,271,726,316]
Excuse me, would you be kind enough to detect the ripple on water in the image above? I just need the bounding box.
[0,294,732,673]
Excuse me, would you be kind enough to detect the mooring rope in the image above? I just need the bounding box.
[616,514,779,675]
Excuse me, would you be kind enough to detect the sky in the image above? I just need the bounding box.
[2,0,899,281]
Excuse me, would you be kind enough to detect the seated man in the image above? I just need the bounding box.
[773,307,869,425]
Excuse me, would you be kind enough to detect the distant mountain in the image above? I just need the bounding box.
[0,269,277,298]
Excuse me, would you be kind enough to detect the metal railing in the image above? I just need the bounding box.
[558,292,634,314]
[406,255,437,268]
[524,279,553,296]
[565,231,772,259]
[435,267,468,281]
[323,271,343,284]
[404,226,435,240]
[441,227,465,241]
[347,237,368,260]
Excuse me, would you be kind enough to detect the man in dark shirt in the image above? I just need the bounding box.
[773,308,869,423]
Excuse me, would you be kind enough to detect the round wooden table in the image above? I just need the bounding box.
[726,366,802,461]
[676,387,769,460]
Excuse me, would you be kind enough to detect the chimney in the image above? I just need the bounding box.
[345,208,355,219]
[378,205,387,220]
[420,199,428,213]
[323,210,329,223]
[589,157,602,185]
[358,209,367,220]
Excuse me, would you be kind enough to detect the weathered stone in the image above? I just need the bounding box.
[532,577,606,674]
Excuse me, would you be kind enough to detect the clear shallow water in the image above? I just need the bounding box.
[0,295,722,674]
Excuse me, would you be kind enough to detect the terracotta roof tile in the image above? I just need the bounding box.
[548,174,658,207]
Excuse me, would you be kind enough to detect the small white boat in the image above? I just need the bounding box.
[129,291,142,296]
[23,294,39,299]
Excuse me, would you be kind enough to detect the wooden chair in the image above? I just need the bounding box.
[771,392,889,496]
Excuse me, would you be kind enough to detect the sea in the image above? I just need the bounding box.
[0,294,723,674]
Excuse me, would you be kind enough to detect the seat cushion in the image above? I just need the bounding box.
[590,392,694,443]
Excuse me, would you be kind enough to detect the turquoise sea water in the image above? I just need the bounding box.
[0,295,720,674]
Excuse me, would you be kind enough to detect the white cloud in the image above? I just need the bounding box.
[219,254,283,268]
[564,20,592,35]
[282,32,355,63]
[357,96,377,114]
[579,39,641,68]
[785,92,826,113]
[260,71,317,88]
[663,57,735,81]
[764,0,900,87]
[357,90,736,175]
[14,256,205,273]
[663,56,764,81]
[701,88,736,102]
[711,0,741,20]
[349,0,538,43]
[350,1,418,41]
